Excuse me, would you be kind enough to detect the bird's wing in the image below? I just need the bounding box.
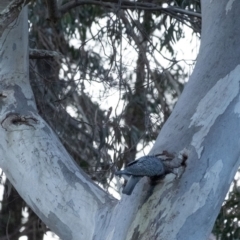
[127,159,139,166]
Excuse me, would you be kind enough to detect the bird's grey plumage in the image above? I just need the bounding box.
[121,176,142,195]
[115,156,165,195]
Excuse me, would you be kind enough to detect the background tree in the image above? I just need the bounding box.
[1,1,239,240]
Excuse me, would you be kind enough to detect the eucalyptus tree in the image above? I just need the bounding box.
[1,1,238,240]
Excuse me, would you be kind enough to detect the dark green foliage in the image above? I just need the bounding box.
[213,179,240,240]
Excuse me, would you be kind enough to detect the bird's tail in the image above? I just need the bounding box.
[115,170,123,176]
[122,176,141,195]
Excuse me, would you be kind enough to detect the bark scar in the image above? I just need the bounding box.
[0,92,7,98]
[1,113,38,130]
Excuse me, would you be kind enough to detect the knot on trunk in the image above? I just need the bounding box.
[1,113,38,131]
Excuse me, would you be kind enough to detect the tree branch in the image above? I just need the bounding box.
[0,7,117,239]
[0,0,30,36]
[60,0,201,19]
[45,0,60,23]
[29,48,63,59]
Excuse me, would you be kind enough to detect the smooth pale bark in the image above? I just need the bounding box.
[0,7,115,240]
[102,1,240,239]
[0,0,30,35]
[0,1,240,240]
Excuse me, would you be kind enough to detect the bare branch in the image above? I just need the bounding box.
[59,0,201,19]
[29,48,63,59]
[45,0,60,23]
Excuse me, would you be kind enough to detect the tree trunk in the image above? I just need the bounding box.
[0,2,240,240]
[0,7,115,240]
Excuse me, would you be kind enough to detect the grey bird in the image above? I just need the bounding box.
[115,156,165,195]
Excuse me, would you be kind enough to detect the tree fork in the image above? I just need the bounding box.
[1,2,240,240]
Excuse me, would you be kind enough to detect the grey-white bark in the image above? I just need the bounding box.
[0,0,29,36]
[0,1,239,240]
[0,7,115,240]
